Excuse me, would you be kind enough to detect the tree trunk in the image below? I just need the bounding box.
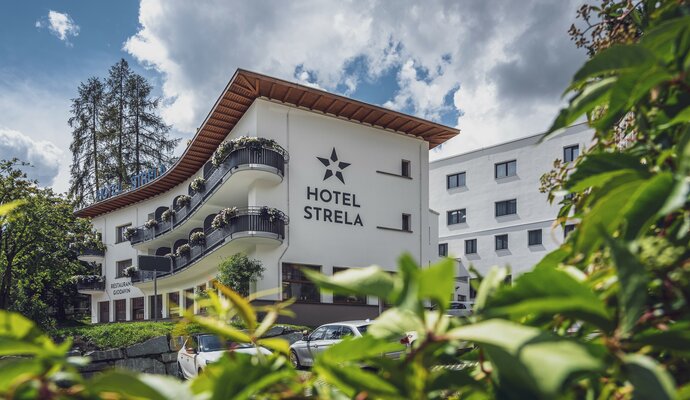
[0,260,13,310]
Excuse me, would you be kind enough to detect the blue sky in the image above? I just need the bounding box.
[0,1,585,192]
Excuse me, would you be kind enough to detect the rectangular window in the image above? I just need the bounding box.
[115,299,126,322]
[457,294,467,301]
[465,239,477,254]
[495,199,517,217]
[495,234,509,250]
[438,243,448,257]
[332,267,367,305]
[131,297,145,321]
[196,284,207,315]
[402,214,411,232]
[564,145,579,163]
[528,229,542,246]
[401,160,411,178]
[149,294,162,320]
[446,172,466,189]
[184,288,195,312]
[115,223,132,244]
[495,160,517,179]
[447,209,466,225]
[168,292,180,317]
[564,224,576,238]
[282,263,321,303]
[98,301,110,323]
[469,279,477,299]
[116,259,132,278]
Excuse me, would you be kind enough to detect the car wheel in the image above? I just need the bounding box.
[290,350,301,369]
[177,363,185,380]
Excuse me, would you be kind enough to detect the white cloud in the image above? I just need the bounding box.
[123,0,585,160]
[0,128,63,186]
[36,10,80,45]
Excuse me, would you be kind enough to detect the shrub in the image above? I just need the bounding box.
[217,253,264,297]
[175,195,191,209]
[189,231,205,246]
[190,176,205,192]
[176,244,191,257]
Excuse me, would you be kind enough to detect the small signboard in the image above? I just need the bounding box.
[137,255,172,272]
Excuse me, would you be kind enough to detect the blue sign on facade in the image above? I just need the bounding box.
[96,164,167,201]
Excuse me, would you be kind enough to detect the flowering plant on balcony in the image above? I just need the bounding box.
[190,231,206,246]
[71,275,105,284]
[259,206,281,222]
[211,140,236,167]
[211,207,238,230]
[161,208,174,222]
[123,266,138,278]
[175,195,191,209]
[164,253,174,258]
[176,244,191,257]
[124,226,138,240]
[211,136,284,167]
[145,219,158,229]
[190,176,206,192]
[69,231,106,253]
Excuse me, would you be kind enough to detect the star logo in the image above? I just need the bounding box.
[317,148,350,184]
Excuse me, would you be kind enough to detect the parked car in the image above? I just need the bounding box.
[436,301,473,318]
[177,333,270,379]
[289,320,405,368]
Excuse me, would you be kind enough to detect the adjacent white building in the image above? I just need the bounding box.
[74,69,457,326]
[429,123,593,300]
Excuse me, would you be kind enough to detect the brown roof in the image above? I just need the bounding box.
[75,69,459,218]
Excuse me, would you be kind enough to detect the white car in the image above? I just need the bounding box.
[441,301,474,318]
[177,333,270,379]
[289,320,406,368]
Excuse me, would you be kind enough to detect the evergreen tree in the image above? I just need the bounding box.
[68,77,106,208]
[125,73,178,174]
[103,59,132,186]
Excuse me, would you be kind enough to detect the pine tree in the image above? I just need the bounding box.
[68,77,106,208]
[103,59,132,186]
[125,74,178,174]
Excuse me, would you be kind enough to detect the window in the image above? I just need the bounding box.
[447,172,466,189]
[528,229,542,246]
[116,259,132,278]
[447,209,466,225]
[401,160,411,178]
[495,160,517,178]
[309,327,327,341]
[149,294,162,319]
[115,299,126,322]
[98,301,110,323]
[402,214,411,232]
[131,297,145,321]
[282,263,321,303]
[495,234,509,250]
[457,294,467,301]
[564,145,579,163]
[115,223,132,244]
[168,292,180,317]
[495,199,517,217]
[438,243,448,257]
[333,267,367,304]
[469,279,477,299]
[465,239,477,254]
[184,288,195,312]
[324,326,343,340]
[564,224,576,238]
[196,284,207,315]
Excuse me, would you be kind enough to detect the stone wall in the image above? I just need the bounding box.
[73,335,181,377]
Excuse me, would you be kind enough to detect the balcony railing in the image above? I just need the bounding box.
[128,144,287,245]
[131,206,287,283]
[77,246,106,259]
[76,277,106,292]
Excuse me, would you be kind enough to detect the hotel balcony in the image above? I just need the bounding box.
[75,276,106,294]
[131,206,287,286]
[73,243,106,263]
[127,142,287,247]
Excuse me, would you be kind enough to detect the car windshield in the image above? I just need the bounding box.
[356,325,369,335]
[198,335,251,352]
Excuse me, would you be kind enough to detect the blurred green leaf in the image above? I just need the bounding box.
[187,313,252,343]
[485,266,613,330]
[473,266,508,313]
[603,235,649,335]
[623,354,676,400]
[214,283,257,331]
[447,319,604,397]
[547,77,616,136]
[303,265,396,301]
[565,153,648,192]
[635,321,690,353]
[256,337,289,355]
[621,173,674,240]
[89,370,192,400]
[0,358,42,393]
[418,257,455,310]
[321,335,405,363]
[368,308,424,340]
[314,356,402,399]
[572,45,656,84]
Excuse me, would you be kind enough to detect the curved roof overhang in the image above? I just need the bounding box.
[75,69,460,218]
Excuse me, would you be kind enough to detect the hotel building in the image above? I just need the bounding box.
[429,123,593,300]
[74,69,458,326]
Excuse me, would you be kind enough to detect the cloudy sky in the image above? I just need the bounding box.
[0,0,586,192]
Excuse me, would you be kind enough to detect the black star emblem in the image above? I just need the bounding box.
[317,148,350,184]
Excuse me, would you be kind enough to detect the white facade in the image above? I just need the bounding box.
[81,98,443,325]
[429,123,593,299]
